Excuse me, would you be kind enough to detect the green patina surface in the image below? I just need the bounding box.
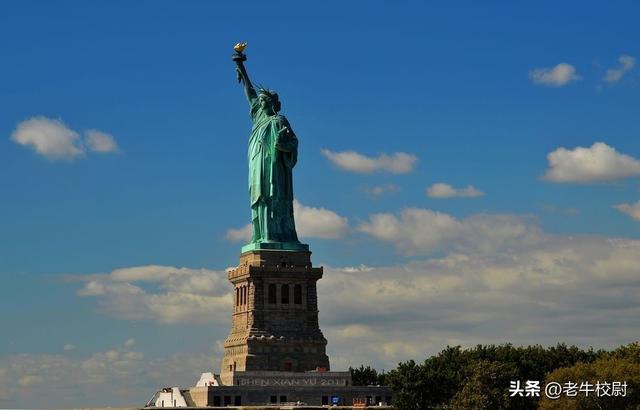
[240,241,309,254]
[233,47,307,252]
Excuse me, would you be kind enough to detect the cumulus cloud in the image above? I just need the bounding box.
[293,200,349,239]
[614,200,640,221]
[0,368,10,400]
[321,149,417,174]
[63,344,75,352]
[320,235,640,368]
[529,63,581,87]
[0,343,212,407]
[10,116,119,161]
[538,203,579,216]
[10,117,84,160]
[427,183,485,198]
[18,374,44,387]
[45,202,640,402]
[225,224,252,242]
[361,184,399,198]
[358,208,541,255]
[604,54,636,84]
[543,142,640,183]
[85,129,119,153]
[333,324,375,339]
[225,201,348,242]
[76,265,231,324]
[64,209,640,378]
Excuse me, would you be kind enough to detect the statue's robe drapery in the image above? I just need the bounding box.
[247,99,300,243]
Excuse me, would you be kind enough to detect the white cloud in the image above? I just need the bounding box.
[85,129,119,153]
[50,204,640,400]
[18,375,44,387]
[358,208,541,255]
[10,117,84,160]
[225,224,252,242]
[543,142,640,183]
[529,63,581,87]
[604,55,636,84]
[427,183,485,198]
[0,368,10,400]
[342,264,374,273]
[321,149,417,174]
[10,116,119,161]
[539,203,579,216]
[225,201,348,242]
[333,324,375,339]
[293,200,349,239]
[321,239,640,368]
[614,201,640,221]
[63,344,75,352]
[358,208,463,254]
[65,211,640,377]
[123,338,136,348]
[0,343,212,407]
[361,184,400,198]
[76,265,231,324]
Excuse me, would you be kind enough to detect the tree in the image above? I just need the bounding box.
[385,360,429,410]
[451,360,519,410]
[384,343,604,409]
[349,365,385,386]
[539,356,640,410]
[419,345,493,408]
[606,341,640,363]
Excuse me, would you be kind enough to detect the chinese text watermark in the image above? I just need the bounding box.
[509,380,627,399]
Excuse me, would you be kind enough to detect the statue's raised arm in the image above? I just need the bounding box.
[232,43,257,105]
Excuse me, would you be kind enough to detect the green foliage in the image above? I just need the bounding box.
[451,360,519,410]
[349,365,386,386]
[605,341,640,364]
[384,343,600,409]
[368,342,640,409]
[539,357,640,410]
[385,360,427,410]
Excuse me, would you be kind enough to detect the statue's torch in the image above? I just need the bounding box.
[232,42,248,62]
[232,42,248,84]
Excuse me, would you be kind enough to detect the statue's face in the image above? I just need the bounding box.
[258,93,275,113]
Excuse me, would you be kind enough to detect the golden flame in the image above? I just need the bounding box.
[234,42,247,53]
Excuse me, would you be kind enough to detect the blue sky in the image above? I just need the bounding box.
[1,0,640,407]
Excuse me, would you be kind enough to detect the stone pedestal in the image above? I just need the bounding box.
[220,249,330,385]
[188,373,393,407]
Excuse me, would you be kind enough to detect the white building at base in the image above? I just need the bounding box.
[145,387,188,408]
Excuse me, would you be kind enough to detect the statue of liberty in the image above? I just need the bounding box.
[232,43,306,252]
